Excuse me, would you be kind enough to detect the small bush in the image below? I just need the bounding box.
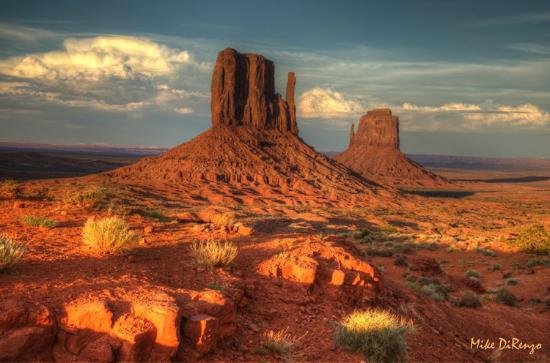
[456,291,482,308]
[394,255,408,267]
[82,217,137,254]
[139,208,169,222]
[0,179,20,199]
[505,277,519,286]
[20,215,58,229]
[262,328,298,358]
[190,238,237,268]
[489,263,501,271]
[514,225,550,254]
[478,248,496,257]
[335,309,413,363]
[496,288,518,306]
[210,212,236,228]
[525,258,550,268]
[0,234,26,272]
[465,270,481,279]
[365,247,394,257]
[64,186,109,210]
[407,277,450,302]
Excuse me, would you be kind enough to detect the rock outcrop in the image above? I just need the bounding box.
[336,108,448,186]
[211,48,298,134]
[105,48,389,208]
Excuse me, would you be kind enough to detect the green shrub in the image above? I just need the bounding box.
[478,248,496,257]
[0,179,20,199]
[465,270,481,279]
[496,288,518,306]
[190,238,237,268]
[407,277,450,301]
[505,277,519,286]
[20,215,58,229]
[525,258,550,268]
[82,217,137,254]
[0,234,26,272]
[335,309,413,363]
[514,225,550,254]
[139,208,169,222]
[65,186,109,209]
[456,291,482,308]
[489,263,501,271]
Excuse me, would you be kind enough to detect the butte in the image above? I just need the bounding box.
[335,109,448,187]
[104,48,391,207]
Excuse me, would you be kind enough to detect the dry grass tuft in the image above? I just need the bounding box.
[0,234,26,272]
[335,309,413,363]
[0,179,20,199]
[262,328,300,358]
[210,212,236,228]
[64,186,110,209]
[82,217,137,254]
[514,225,550,254]
[190,238,237,268]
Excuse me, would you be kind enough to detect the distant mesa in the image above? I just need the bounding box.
[104,48,388,207]
[335,108,448,187]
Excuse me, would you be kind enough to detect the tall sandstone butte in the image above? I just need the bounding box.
[211,48,297,133]
[105,48,388,207]
[336,108,448,186]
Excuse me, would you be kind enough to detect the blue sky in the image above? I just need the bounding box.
[0,0,549,157]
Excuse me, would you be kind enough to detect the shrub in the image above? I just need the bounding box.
[365,247,394,257]
[65,186,109,209]
[456,291,482,308]
[407,277,450,301]
[496,288,518,306]
[335,309,413,363]
[489,263,501,271]
[478,248,496,257]
[0,179,20,199]
[505,277,519,286]
[262,328,298,358]
[139,208,169,222]
[210,212,236,228]
[20,215,58,229]
[0,234,26,272]
[525,258,550,268]
[465,270,481,279]
[82,217,137,254]
[394,255,408,267]
[514,225,550,254]
[190,238,237,268]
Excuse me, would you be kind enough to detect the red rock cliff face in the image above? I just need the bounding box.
[350,109,399,149]
[211,48,298,134]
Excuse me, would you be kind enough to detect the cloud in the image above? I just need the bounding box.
[506,43,550,55]
[298,87,364,119]
[0,22,58,42]
[398,101,550,130]
[470,12,550,27]
[0,35,208,114]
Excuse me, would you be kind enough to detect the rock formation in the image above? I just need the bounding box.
[335,108,448,186]
[105,48,390,207]
[211,48,297,134]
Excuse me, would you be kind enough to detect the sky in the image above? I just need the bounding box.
[0,0,549,157]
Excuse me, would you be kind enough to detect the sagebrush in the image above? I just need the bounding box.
[83,217,137,254]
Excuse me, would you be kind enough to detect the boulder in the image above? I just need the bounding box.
[63,298,113,334]
[112,313,157,362]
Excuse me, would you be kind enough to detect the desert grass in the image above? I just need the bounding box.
[335,309,413,363]
[0,179,20,199]
[406,275,449,302]
[262,328,300,358]
[65,186,110,209]
[456,291,482,308]
[20,215,58,229]
[190,238,237,268]
[82,217,137,254]
[0,234,26,272]
[465,270,481,279]
[210,212,236,228]
[514,225,550,254]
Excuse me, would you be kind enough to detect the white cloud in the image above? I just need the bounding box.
[0,22,58,42]
[398,100,550,129]
[298,87,363,119]
[0,35,206,114]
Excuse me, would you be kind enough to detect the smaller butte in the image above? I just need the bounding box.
[335,108,448,187]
